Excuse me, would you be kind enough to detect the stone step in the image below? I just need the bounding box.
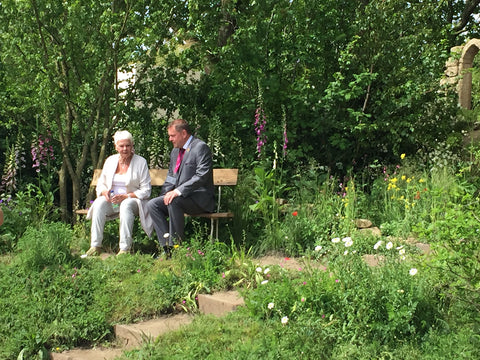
[197,290,245,316]
[115,313,194,348]
[50,347,124,360]
[50,291,243,359]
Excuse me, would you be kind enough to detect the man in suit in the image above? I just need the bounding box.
[147,119,215,257]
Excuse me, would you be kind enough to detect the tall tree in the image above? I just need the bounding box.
[0,0,185,219]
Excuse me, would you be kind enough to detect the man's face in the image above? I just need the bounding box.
[168,127,188,148]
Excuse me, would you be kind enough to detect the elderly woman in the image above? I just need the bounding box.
[84,130,152,256]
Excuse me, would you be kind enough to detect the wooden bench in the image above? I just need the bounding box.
[76,168,238,240]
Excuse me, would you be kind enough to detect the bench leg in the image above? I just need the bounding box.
[209,218,219,242]
[210,218,214,240]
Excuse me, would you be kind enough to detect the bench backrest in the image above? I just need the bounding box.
[89,168,238,187]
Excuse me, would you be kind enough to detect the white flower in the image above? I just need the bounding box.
[374,241,383,250]
[399,248,406,255]
[256,267,263,273]
[264,268,270,275]
[261,280,269,285]
[268,302,274,309]
[281,316,289,325]
[331,237,341,243]
[409,268,418,276]
[344,250,349,255]
[342,236,351,242]
[344,239,353,247]
[315,245,323,252]
[386,242,393,250]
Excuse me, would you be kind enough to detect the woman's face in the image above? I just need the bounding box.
[115,139,133,158]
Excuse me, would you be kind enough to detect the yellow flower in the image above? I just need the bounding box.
[387,183,397,191]
[419,178,425,183]
[406,178,412,183]
[401,175,406,181]
[401,153,406,159]
[174,244,180,249]
[390,177,398,183]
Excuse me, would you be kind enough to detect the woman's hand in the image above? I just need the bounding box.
[103,191,132,204]
[111,193,131,204]
[102,190,111,201]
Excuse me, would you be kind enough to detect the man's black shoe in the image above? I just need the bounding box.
[163,245,172,259]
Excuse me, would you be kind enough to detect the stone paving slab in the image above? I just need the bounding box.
[115,313,194,348]
[50,347,124,360]
[197,290,245,316]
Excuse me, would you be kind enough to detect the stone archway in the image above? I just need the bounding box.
[444,38,480,109]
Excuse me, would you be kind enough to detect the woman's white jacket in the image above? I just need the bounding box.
[86,153,153,236]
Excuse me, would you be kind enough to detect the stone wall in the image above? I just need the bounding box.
[444,38,480,109]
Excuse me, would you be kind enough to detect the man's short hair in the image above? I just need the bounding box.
[168,119,191,135]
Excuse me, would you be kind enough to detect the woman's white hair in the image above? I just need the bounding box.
[113,130,134,145]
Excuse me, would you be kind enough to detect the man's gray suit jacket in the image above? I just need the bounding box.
[161,136,215,213]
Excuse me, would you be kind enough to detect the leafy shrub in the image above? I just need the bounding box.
[15,222,76,270]
[416,200,480,315]
[0,183,59,253]
[175,238,230,290]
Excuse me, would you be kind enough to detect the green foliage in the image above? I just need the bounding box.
[169,0,466,178]
[415,200,480,315]
[0,0,475,221]
[174,238,232,296]
[244,254,439,346]
[246,165,289,252]
[0,182,59,252]
[0,228,240,357]
[91,255,183,323]
[0,258,110,358]
[4,153,480,358]
[14,222,75,271]
[120,309,480,359]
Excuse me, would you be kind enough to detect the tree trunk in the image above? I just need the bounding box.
[71,171,81,217]
[58,162,68,221]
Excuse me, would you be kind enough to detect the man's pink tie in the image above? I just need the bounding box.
[174,148,185,173]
